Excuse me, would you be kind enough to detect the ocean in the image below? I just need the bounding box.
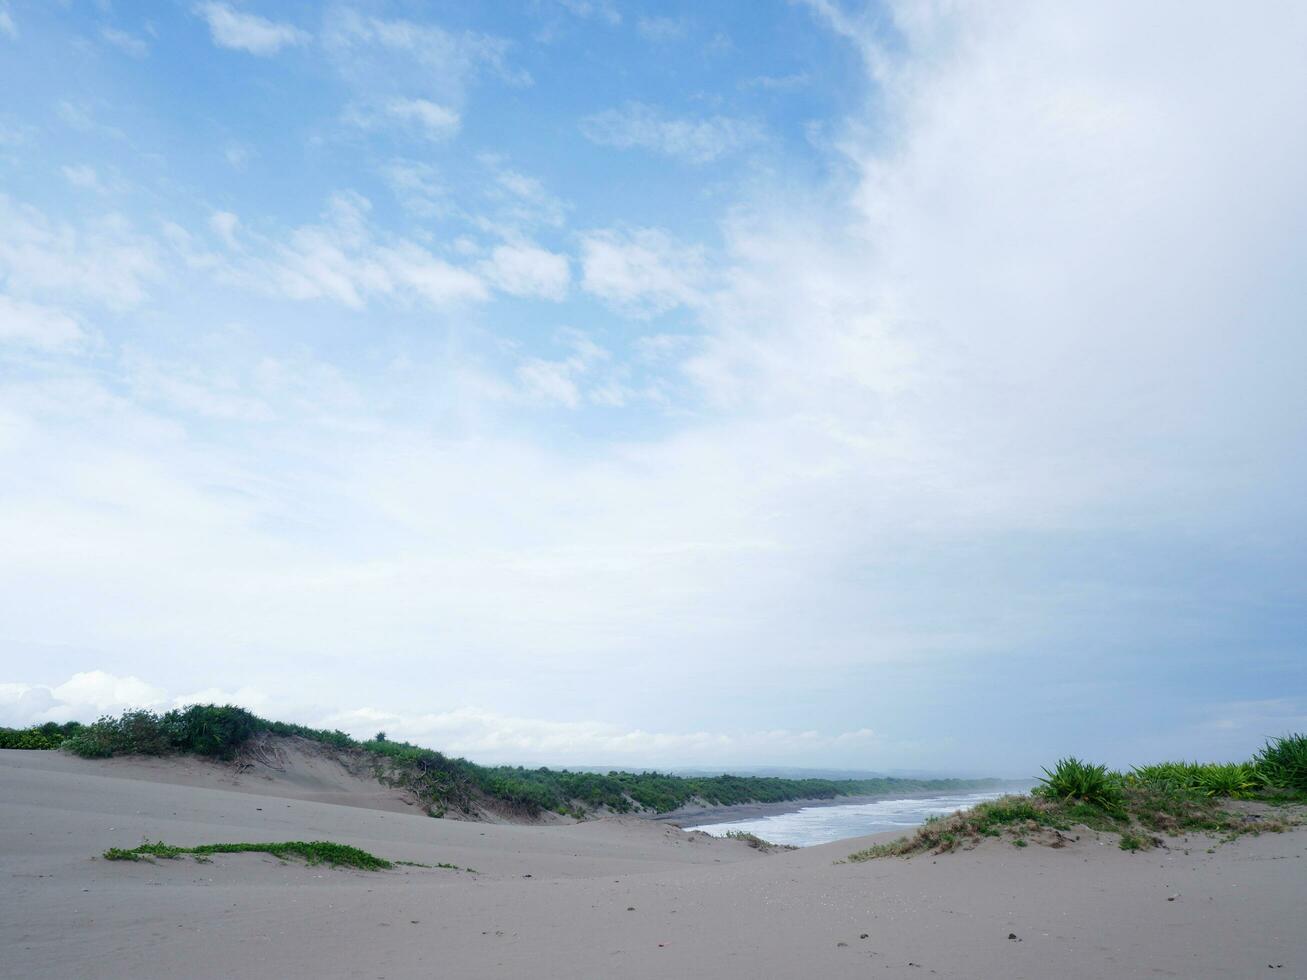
[691,789,1013,847]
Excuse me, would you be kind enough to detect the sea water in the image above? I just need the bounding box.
[691,790,1013,847]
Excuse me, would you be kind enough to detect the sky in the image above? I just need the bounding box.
[1,0,1304,776]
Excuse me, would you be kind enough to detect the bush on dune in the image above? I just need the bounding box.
[1255,734,1307,793]
[0,721,84,750]
[849,742,1307,862]
[23,704,1003,819]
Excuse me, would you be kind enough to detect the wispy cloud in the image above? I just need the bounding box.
[554,0,620,27]
[0,194,161,311]
[0,3,15,40]
[637,16,688,43]
[580,227,707,314]
[345,97,461,141]
[101,26,148,58]
[479,241,569,300]
[60,164,106,193]
[194,2,308,56]
[581,102,761,163]
[0,296,84,350]
[217,192,487,309]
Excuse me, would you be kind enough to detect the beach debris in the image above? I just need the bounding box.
[836,942,848,947]
[1008,933,1022,942]
[860,933,869,939]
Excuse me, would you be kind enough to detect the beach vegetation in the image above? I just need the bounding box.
[847,744,1305,862]
[0,721,84,750]
[102,839,393,870]
[1254,734,1307,793]
[1035,757,1125,813]
[723,830,797,851]
[46,704,1002,819]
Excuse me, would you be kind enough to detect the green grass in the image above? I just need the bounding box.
[102,840,393,870]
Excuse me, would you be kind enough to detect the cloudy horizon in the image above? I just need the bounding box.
[2,1,1304,776]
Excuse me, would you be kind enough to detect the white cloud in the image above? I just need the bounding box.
[194,2,308,55]
[480,157,568,229]
[515,332,608,407]
[345,96,462,141]
[743,73,810,92]
[0,671,166,726]
[221,193,488,309]
[0,3,15,40]
[555,0,620,27]
[479,241,569,300]
[55,100,126,141]
[580,227,707,314]
[101,26,148,57]
[0,296,84,350]
[0,195,161,311]
[1,1,1304,773]
[224,143,254,171]
[581,102,761,163]
[209,210,240,249]
[325,10,527,118]
[61,164,104,192]
[380,159,446,216]
[637,16,688,43]
[172,686,270,710]
[322,704,890,767]
[0,670,894,766]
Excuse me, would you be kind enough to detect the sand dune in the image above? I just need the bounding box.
[2,749,1304,979]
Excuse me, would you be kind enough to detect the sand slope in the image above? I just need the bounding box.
[2,749,1304,979]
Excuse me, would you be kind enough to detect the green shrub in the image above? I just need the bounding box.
[1035,757,1125,813]
[1255,734,1307,793]
[0,721,84,750]
[63,710,173,758]
[161,704,263,759]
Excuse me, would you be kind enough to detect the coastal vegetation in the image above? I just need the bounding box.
[102,839,394,870]
[847,738,1307,860]
[0,720,84,750]
[723,829,797,852]
[1,704,1001,818]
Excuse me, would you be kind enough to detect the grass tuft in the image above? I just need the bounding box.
[723,830,797,852]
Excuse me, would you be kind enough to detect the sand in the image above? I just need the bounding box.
[2,748,1304,979]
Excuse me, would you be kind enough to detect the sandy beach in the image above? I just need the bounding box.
[2,748,1303,979]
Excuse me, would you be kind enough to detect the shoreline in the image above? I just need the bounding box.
[652,782,1031,829]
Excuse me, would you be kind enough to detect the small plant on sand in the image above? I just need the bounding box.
[723,830,796,851]
[1118,832,1145,851]
[102,840,393,870]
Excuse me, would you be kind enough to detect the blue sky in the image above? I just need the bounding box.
[1,1,1304,775]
